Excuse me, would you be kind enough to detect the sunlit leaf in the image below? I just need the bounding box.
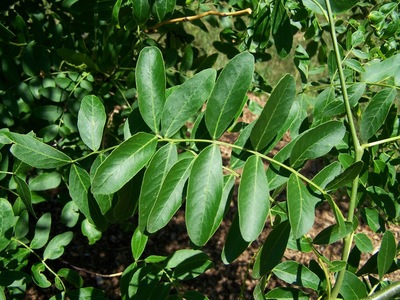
[30,213,51,249]
[0,198,15,252]
[43,231,73,260]
[273,261,320,290]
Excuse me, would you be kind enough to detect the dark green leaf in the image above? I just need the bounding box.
[186,144,224,246]
[31,263,51,288]
[57,268,83,288]
[14,176,36,218]
[290,121,346,168]
[161,69,216,137]
[287,174,320,239]
[43,231,73,260]
[205,52,254,139]
[14,210,29,239]
[354,233,374,253]
[147,156,194,233]
[360,88,397,141]
[313,222,353,245]
[133,0,150,24]
[136,46,166,134]
[252,220,291,279]
[138,143,178,231]
[377,230,396,280]
[166,249,213,280]
[339,271,367,299]
[238,155,269,242]
[264,287,309,299]
[131,227,148,261]
[312,161,341,190]
[67,287,106,300]
[1,132,71,169]
[154,0,176,21]
[326,161,364,191]
[250,74,296,150]
[221,212,250,264]
[211,174,235,235]
[273,261,320,290]
[303,0,358,14]
[78,95,106,151]
[0,198,15,252]
[91,132,158,195]
[30,213,51,250]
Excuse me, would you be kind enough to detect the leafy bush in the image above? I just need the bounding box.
[1,0,399,299]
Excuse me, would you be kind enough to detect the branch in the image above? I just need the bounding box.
[149,8,252,31]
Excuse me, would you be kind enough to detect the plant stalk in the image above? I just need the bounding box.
[323,0,364,298]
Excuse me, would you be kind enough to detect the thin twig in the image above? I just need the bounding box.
[60,259,123,278]
[149,8,252,31]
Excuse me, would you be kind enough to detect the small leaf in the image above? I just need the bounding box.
[91,132,158,195]
[313,222,353,245]
[133,0,150,24]
[362,53,400,83]
[138,143,178,231]
[81,219,102,245]
[339,271,367,299]
[360,88,397,141]
[131,227,148,261]
[0,198,15,252]
[154,0,176,21]
[29,172,61,191]
[57,268,83,288]
[31,262,51,288]
[273,261,320,290]
[161,69,216,137]
[169,250,213,280]
[354,233,374,253]
[250,74,296,150]
[43,231,73,260]
[312,161,342,190]
[287,174,320,239]
[264,287,309,299]
[30,213,51,249]
[238,155,269,242]
[67,287,106,300]
[377,230,396,280]
[326,161,364,191]
[290,121,346,168]
[252,220,291,279]
[147,156,194,233]
[1,132,71,168]
[136,46,166,134]
[77,95,106,151]
[186,144,224,246]
[205,52,254,139]
[14,176,36,218]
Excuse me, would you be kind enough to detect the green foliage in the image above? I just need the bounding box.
[1,0,400,299]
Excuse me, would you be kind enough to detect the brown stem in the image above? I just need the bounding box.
[149,8,252,31]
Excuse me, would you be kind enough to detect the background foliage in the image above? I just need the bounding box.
[0,0,399,299]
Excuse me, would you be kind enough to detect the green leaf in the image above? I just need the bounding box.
[264,287,309,299]
[43,231,73,260]
[91,132,158,195]
[313,87,336,125]
[360,88,397,141]
[31,262,51,288]
[290,121,346,168]
[339,271,367,299]
[138,143,178,231]
[362,53,400,83]
[221,212,250,264]
[131,227,148,261]
[147,156,194,233]
[136,46,166,134]
[78,95,106,151]
[81,219,102,245]
[273,261,320,290]
[325,161,364,191]
[377,230,396,280]
[354,233,374,253]
[111,0,123,25]
[252,220,291,279]
[57,268,83,288]
[313,222,353,245]
[312,161,341,189]
[186,144,224,246]
[161,69,216,137]
[250,74,296,150]
[29,172,61,191]
[69,164,107,231]
[133,0,150,24]
[14,176,36,218]
[61,201,80,228]
[205,52,254,139]
[67,287,106,300]
[287,174,320,239]
[14,210,29,239]
[238,155,269,242]
[0,198,15,252]
[211,174,235,235]
[169,250,213,280]
[154,0,176,21]
[303,0,358,14]
[30,213,51,249]
[1,132,71,168]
